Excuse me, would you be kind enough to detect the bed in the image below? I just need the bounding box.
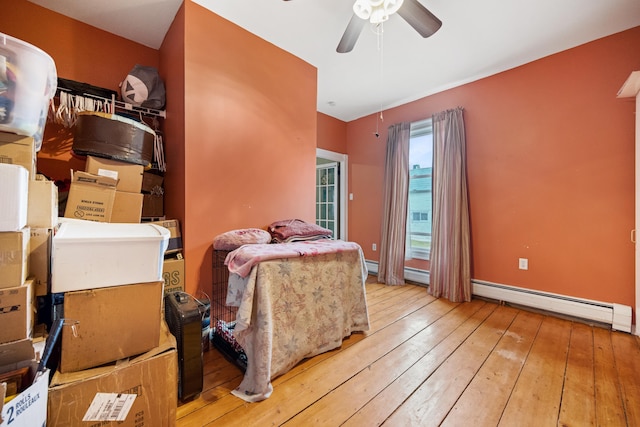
[223,239,370,402]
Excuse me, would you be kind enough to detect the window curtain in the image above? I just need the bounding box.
[378,122,411,285]
[429,107,471,302]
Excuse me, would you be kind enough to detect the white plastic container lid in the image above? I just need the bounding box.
[55,220,169,243]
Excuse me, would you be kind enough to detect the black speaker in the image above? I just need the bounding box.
[164,292,203,401]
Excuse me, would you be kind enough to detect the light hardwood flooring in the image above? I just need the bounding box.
[176,276,640,426]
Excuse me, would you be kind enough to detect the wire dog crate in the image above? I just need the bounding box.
[211,249,247,370]
[211,249,238,325]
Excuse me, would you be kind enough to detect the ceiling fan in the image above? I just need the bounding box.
[284,0,442,53]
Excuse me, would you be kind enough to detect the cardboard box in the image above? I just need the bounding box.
[0,340,49,427]
[0,369,48,427]
[51,221,169,293]
[0,164,28,232]
[142,171,163,193]
[64,171,117,222]
[162,255,184,295]
[29,228,51,297]
[0,228,30,289]
[0,133,35,179]
[27,174,58,229]
[85,155,144,193]
[150,219,182,254]
[48,322,177,426]
[142,193,163,218]
[60,281,164,373]
[111,191,143,223]
[0,279,34,344]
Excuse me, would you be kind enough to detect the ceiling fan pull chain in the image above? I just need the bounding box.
[375,22,384,137]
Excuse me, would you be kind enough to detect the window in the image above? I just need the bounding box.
[406,118,433,261]
[411,212,429,221]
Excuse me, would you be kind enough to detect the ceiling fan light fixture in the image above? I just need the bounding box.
[383,0,404,16]
[370,8,388,24]
[353,0,373,20]
[353,0,404,24]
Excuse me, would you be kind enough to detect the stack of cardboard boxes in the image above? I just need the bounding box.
[64,155,145,223]
[0,134,54,426]
[0,133,181,426]
[0,31,58,425]
[0,32,182,426]
[47,219,177,426]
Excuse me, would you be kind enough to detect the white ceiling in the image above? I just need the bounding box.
[29,0,640,122]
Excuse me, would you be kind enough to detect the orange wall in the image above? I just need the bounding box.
[318,112,348,153]
[1,0,160,183]
[348,27,640,308]
[167,3,318,296]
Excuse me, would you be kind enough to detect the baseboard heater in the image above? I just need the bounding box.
[365,260,632,333]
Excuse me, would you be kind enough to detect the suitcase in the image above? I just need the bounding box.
[164,292,203,401]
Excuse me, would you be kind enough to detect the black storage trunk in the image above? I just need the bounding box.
[72,112,155,166]
[164,292,203,401]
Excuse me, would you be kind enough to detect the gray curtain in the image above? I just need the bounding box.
[429,107,471,302]
[378,122,411,285]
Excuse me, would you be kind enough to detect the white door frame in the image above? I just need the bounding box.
[316,148,348,241]
[618,71,640,335]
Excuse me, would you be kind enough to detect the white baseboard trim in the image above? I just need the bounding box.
[364,260,632,333]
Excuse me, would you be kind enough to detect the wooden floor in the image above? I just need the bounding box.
[176,276,640,426]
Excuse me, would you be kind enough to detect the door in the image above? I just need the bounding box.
[316,148,348,240]
[316,161,339,238]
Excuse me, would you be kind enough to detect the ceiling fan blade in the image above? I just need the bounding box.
[336,14,366,53]
[397,0,442,38]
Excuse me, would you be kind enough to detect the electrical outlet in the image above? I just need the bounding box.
[519,258,528,270]
[372,243,377,251]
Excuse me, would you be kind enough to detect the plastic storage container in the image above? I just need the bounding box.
[51,220,170,292]
[0,32,57,150]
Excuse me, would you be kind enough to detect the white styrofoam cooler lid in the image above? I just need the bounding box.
[55,219,170,243]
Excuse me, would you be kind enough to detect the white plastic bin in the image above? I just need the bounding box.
[51,220,170,292]
[0,32,57,151]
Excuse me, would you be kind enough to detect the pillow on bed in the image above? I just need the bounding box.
[268,219,333,243]
[213,228,271,250]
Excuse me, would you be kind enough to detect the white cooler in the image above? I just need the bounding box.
[51,220,170,292]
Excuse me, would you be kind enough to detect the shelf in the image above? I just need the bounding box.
[82,93,166,118]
